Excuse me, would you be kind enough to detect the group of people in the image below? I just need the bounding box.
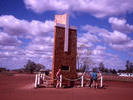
[88,71,102,88]
[56,68,102,88]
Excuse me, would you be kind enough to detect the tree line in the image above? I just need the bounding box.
[77,60,133,74]
[77,45,133,74]
[118,60,133,73]
[23,60,45,73]
[0,60,45,74]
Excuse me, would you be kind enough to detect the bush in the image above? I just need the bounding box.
[24,60,45,74]
[0,68,7,72]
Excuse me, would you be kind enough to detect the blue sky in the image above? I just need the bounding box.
[0,0,133,70]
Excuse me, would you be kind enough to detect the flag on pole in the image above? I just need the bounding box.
[55,14,69,52]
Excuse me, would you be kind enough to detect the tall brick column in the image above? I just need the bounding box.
[52,24,77,86]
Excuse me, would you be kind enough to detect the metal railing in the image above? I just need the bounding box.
[34,72,103,88]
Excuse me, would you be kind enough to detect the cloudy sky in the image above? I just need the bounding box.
[0,0,133,70]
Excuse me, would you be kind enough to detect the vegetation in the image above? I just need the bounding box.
[125,60,133,73]
[77,44,94,72]
[77,45,133,74]
[24,60,45,74]
[0,67,8,72]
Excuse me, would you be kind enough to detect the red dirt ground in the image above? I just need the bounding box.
[0,74,133,100]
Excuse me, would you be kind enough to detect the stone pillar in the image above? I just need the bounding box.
[52,24,77,87]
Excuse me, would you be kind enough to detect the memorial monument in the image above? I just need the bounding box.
[52,14,77,86]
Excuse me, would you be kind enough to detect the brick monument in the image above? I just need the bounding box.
[52,14,77,86]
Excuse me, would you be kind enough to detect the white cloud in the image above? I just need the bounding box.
[82,24,109,34]
[90,45,107,63]
[80,22,133,69]
[0,46,16,51]
[79,24,133,69]
[77,32,99,48]
[0,15,55,69]
[24,0,69,13]
[80,45,125,69]
[92,45,106,55]
[104,56,124,69]
[0,32,22,46]
[100,30,131,44]
[0,15,54,37]
[110,40,133,50]
[77,36,124,69]
[24,0,133,17]
[128,52,133,57]
[82,24,133,50]
[82,32,100,42]
[109,17,133,33]
[99,30,133,50]
[0,36,53,69]
[0,48,25,60]
[77,28,101,49]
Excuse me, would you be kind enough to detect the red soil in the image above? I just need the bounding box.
[0,74,133,100]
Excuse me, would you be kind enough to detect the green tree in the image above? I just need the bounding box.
[24,60,45,73]
[109,69,117,74]
[129,62,133,73]
[35,64,45,72]
[0,67,7,72]
[99,62,105,72]
[125,60,130,72]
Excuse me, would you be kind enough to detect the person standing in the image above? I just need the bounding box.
[92,71,98,88]
[56,68,61,88]
[88,71,93,88]
[97,71,102,87]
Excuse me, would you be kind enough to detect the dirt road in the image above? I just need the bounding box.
[0,74,133,100]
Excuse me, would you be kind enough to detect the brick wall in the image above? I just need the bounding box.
[52,26,77,86]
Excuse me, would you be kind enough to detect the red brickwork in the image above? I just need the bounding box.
[52,26,77,86]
